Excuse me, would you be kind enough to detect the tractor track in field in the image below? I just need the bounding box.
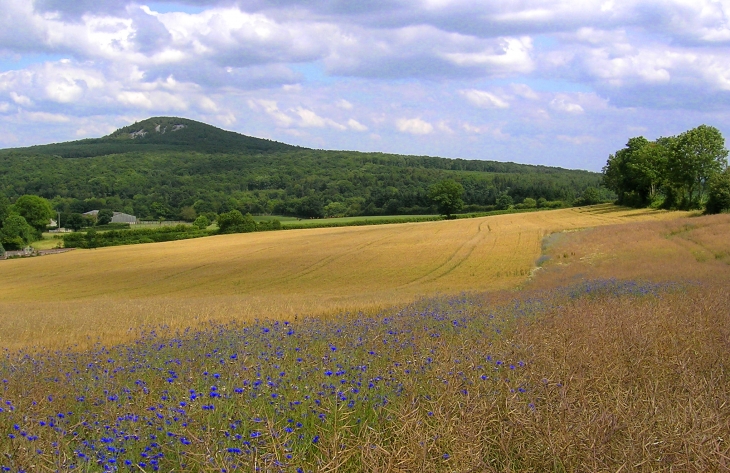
[399,220,488,288]
[245,227,402,291]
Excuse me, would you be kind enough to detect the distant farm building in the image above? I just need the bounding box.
[83,210,138,224]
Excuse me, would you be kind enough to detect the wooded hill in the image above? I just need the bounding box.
[0,117,603,220]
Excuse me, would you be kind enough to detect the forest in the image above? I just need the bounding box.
[0,117,605,222]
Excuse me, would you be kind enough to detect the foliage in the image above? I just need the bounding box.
[604,125,728,210]
[217,210,257,234]
[0,241,4,257]
[0,193,9,230]
[495,192,514,210]
[705,169,730,214]
[63,225,213,248]
[428,179,464,217]
[65,213,86,231]
[521,197,537,208]
[572,186,604,206]
[668,125,729,208]
[192,215,210,230]
[12,194,53,235]
[96,209,114,225]
[0,213,34,250]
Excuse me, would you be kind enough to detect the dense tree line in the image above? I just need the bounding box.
[0,116,605,222]
[0,150,603,221]
[603,125,729,212]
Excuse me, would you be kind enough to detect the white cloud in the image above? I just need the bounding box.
[460,89,510,109]
[21,111,70,123]
[461,122,509,139]
[248,99,293,127]
[437,120,454,133]
[441,37,534,75]
[557,134,598,145]
[293,107,347,130]
[347,118,368,131]
[550,97,584,114]
[510,83,539,100]
[10,92,32,106]
[336,99,353,110]
[396,117,433,135]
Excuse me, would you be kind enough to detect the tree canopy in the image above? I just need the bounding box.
[428,179,464,217]
[603,125,728,210]
[13,194,53,235]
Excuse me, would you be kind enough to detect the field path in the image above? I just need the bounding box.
[0,205,687,349]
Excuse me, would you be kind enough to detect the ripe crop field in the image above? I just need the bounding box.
[1,210,729,472]
[0,205,684,350]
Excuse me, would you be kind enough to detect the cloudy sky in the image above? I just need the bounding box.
[1,0,729,171]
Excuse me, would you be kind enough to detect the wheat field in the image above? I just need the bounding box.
[0,205,687,349]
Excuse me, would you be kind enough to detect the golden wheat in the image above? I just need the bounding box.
[0,205,686,349]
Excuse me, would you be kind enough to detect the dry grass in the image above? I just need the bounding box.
[530,212,730,289]
[505,286,730,472]
[0,205,685,349]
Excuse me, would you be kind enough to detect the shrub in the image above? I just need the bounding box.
[218,210,257,234]
[193,215,210,230]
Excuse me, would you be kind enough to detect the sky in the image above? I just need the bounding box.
[1,1,729,171]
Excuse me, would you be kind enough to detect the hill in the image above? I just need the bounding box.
[3,116,297,158]
[0,117,606,220]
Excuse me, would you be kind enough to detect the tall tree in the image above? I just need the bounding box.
[603,136,652,206]
[0,214,34,250]
[13,195,54,235]
[668,125,728,208]
[429,179,464,218]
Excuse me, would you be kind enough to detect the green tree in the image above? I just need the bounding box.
[668,125,728,208]
[603,136,653,206]
[428,179,464,218]
[705,169,730,214]
[13,195,53,235]
[193,215,210,230]
[0,214,34,250]
[179,206,197,222]
[66,213,85,231]
[324,201,348,218]
[97,209,114,225]
[217,210,257,234]
[575,187,602,206]
[495,193,513,210]
[0,241,5,258]
[522,197,537,209]
[629,138,671,203]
